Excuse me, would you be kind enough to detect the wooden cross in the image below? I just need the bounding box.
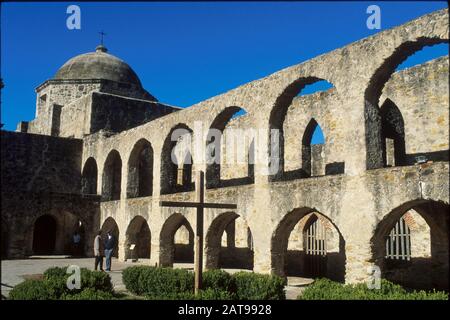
[99,31,106,46]
[159,170,237,295]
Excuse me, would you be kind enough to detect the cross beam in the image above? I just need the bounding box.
[159,170,237,295]
[159,201,237,209]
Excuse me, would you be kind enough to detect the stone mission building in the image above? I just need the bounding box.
[1,9,449,290]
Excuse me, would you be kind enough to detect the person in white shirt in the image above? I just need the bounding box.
[94,230,103,271]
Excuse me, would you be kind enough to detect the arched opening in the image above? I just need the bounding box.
[271,208,345,281]
[364,38,449,169]
[206,107,251,188]
[269,77,335,181]
[32,215,57,255]
[371,200,448,290]
[81,157,98,194]
[127,139,153,198]
[159,213,194,267]
[205,212,254,270]
[102,150,122,201]
[380,99,406,167]
[174,223,194,263]
[101,217,120,258]
[301,119,326,177]
[160,124,194,194]
[125,216,151,260]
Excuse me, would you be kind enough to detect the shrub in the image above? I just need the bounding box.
[197,288,234,300]
[122,267,288,300]
[63,288,116,300]
[122,266,194,299]
[299,278,449,300]
[203,269,234,292]
[233,272,286,300]
[80,268,113,293]
[9,266,114,300]
[122,266,148,295]
[8,280,54,300]
[43,266,113,295]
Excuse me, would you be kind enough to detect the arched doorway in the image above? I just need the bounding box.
[205,106,252,188]
[159,213,194,267]
[32,215,57,255]
[81,157,98,194]
[160,124,194,194]
[271,208,345,281]
[205,212,254,270]
[371,200,449,290]
[102,150,122,201]
[268,77,336,180]
[101,217,120,258]
[364,39,449,169]
[127,139,153,198]
[125,216,151,260]
[303,215,327,277]
[301,118,326,177]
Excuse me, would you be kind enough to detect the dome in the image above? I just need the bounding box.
[54,45,142,87]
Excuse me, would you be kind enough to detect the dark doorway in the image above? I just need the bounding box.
[304,216,327,277]
[33,215,57,255]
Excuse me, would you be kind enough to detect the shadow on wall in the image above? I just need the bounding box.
[371,200,449,291]
[271,208,346,282]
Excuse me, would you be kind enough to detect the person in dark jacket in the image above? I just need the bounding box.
[104,231,116,271]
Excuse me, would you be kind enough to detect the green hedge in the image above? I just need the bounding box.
[9,267,114,300]
[8,280,54,300]
[122,266,286,300]
[62,288,116,300]
[233,272,286,300]
[203,269,234,292]
[299,278,449,300]
[123,266,194,299]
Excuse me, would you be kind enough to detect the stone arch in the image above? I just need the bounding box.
[32,214,57,255]
[364,37,449,169]
[271,208,345,281]
[205,212,254,270]
[380,99,406,167]
[125,215,151,260]
[301,118,326,177]
[81,157,98,194]
[159,213,194,267]
[160,124,194,194]
[101,217,120,258]
[102,150,122,201]
[268,77,335,180]
[371,199,449,290]
[127,139,153,198]
[29,211,87,256]
[206,106,250,188]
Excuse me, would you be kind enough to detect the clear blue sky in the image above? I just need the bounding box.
[1,1,448,132]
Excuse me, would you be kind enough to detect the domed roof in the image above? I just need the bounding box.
[54,45,142,87]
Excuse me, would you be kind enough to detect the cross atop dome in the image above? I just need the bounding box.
[96,31,108,52]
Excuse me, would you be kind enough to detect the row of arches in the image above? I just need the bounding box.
[28,198,447,290]
[99,212,254,270]
[83,40,448,199]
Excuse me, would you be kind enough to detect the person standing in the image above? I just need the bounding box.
[104,231,116,272]
[94,230,103,271]
[72,231,81,257]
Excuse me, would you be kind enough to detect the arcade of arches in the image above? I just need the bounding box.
[2,9,448,292]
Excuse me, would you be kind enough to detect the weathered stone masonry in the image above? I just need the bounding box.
[1,9,448,290]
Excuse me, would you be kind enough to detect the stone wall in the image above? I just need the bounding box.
[2,9,449,290]
[90,92,179,134]
[1,131,82,193]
